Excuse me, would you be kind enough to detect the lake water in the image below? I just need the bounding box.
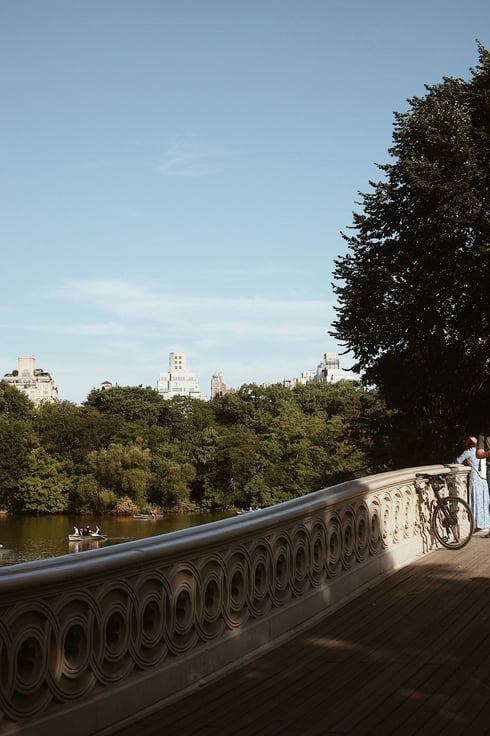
[0,512,233,567]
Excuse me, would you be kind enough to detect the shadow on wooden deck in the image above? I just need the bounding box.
[108,533,490,736]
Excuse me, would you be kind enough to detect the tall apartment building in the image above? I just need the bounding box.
[2,356,58,406]
[284,353,355,389]
[312,353,355,383]
[156,352,201,400]
[210,372,236,399]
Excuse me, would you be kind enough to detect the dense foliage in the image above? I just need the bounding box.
[0,380,398,514]
[331,43,490,462]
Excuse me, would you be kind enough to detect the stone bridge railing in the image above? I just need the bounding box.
[0,464,469,736]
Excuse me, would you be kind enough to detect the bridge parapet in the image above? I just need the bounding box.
[0,464,469,736]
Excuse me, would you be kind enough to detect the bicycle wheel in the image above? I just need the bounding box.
[432,496,474,550]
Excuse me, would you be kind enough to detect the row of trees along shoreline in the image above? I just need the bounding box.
[0,379,402,515]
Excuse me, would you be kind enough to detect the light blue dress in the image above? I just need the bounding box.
[455,447,490,529]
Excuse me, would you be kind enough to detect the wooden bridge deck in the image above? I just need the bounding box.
[111,533,490,736]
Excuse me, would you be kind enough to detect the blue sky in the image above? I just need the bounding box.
[1,0,489,403]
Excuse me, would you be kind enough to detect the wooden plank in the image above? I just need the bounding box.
[110,537,490,736]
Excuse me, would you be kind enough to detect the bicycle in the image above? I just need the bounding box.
[415,472,474,550]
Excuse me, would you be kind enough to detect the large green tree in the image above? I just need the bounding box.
[0,382,34,509]
[0,380,34,421]
[84,385,165,424]
[331,43,490,460]
[37,401,117,463]
[15,448,72,513]
[86,440,153,507]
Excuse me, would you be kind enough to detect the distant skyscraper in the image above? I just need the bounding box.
[2,356,58,406]
[313,353,355,383]
[156,352,201,400]
[284,353,355,389]
[210,372,236,399]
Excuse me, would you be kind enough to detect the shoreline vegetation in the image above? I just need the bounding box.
[0,379,415,518]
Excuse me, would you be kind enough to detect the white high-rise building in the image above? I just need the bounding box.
[156,352,201,400]
[312,353,355,384]
[284,353,356,389]
[2,356,58,406]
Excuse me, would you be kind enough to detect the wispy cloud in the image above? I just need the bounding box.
[56,279,333,335]
[1,279,346,403]
[45,278,341,400]
[158,134,232,177]
[34,321,160,338]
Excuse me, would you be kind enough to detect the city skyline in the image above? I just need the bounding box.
[1,348,354,404]
[1,1,488,404]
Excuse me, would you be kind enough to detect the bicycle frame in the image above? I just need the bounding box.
[415,472,474,550]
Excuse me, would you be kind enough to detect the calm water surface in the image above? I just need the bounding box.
[0,512,233,567]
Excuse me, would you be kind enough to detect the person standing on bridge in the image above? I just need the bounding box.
[455,436,490,534]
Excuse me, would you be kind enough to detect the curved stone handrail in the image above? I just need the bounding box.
[0,464,469,736]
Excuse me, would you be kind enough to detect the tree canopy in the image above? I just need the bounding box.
[0,381,396,514]
[331,42,490,459]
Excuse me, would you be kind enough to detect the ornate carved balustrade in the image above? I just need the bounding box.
[0,465,468,736]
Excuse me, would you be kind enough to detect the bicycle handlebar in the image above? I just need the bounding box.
[415,473,447,483]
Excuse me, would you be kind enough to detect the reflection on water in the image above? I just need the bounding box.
[0,512,233,567]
